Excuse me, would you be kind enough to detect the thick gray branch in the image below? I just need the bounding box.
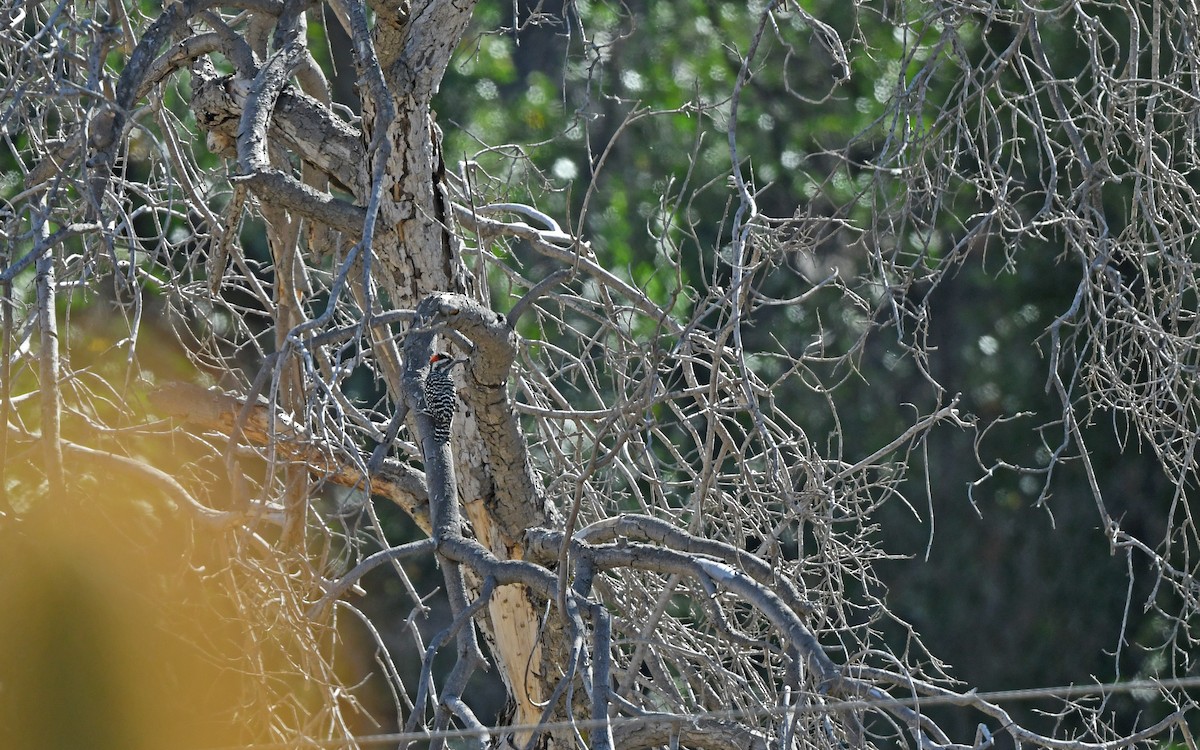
[192,72,365,198]
[233,170,365,235]
[577,514,815,617]
[238,37,303,175]
[524,530,840,685]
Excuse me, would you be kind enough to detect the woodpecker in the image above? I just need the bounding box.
[423,352,458,444]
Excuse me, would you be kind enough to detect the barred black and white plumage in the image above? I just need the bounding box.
[423,352,458,444]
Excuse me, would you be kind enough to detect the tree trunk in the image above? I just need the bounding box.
[358,1,565,741]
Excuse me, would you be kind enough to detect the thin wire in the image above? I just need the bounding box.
[206,676,1200,749]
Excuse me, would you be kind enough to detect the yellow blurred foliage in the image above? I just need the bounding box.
[0,465,346,750]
